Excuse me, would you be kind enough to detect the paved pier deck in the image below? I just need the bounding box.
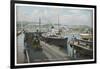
[17,33,25,63]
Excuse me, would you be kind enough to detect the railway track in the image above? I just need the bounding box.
[40,41,70,61]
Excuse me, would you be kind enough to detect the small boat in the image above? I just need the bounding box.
[80,33,93,41]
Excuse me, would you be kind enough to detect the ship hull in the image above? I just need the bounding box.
[42,36,68,48]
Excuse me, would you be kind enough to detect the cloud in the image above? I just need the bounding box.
[16,5,93,27]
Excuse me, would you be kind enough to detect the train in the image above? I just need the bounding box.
[24,32,43,51]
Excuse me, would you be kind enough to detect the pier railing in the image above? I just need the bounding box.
[75,39,93,49]
[70,38,93,59]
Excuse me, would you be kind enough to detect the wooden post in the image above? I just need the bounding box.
[72,46,75,59]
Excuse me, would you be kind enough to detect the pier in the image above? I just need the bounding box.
[16,30,93,64]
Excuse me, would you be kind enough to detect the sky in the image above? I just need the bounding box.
[16,5,93,27]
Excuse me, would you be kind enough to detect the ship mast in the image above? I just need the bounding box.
[58,16,59,31]
[58,16,60,35]
[39,17,41,32]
